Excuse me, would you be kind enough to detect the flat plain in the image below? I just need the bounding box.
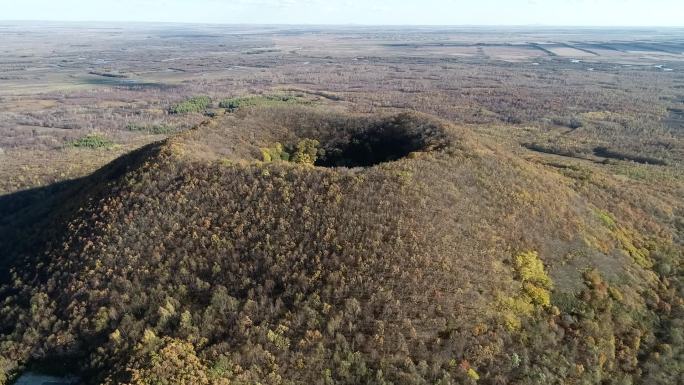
[1,23,683,195]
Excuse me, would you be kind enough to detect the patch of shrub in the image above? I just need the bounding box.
[126,123,177,135]
[69,133,115,149]
[219,95,305,112]
[514,251,553,291]
[290,138,320,165]
[260,139,321,166]
[260,142,290,162]
[499,251,553,329]
[169,96,212,114]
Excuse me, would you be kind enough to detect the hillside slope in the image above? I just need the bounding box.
[0,105,682,385]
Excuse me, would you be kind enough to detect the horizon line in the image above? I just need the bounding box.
[1,20,683,29]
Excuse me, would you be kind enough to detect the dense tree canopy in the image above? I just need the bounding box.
[0,106,681,385]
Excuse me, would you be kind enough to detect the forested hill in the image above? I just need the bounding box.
[1,105,682,385]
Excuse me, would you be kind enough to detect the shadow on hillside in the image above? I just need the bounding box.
[0,141,163,282]
[0,176,88,283]
[0,176,86,228]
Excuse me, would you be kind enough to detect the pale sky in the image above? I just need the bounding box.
[1,0,682,26]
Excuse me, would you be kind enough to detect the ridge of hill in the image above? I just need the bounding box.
[0,105,682,385]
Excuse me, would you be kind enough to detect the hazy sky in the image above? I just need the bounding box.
[1,0,682,26]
